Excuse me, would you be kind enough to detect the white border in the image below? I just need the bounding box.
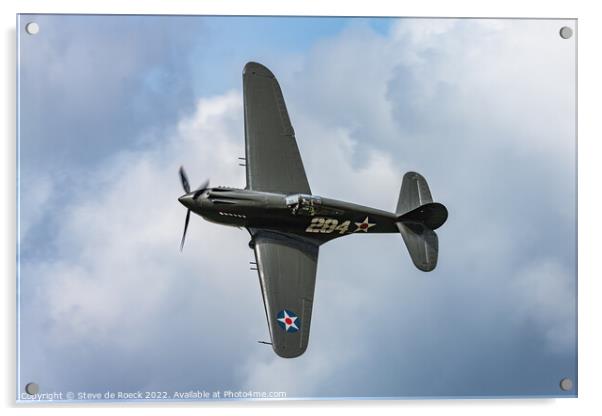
[3,1,600,415]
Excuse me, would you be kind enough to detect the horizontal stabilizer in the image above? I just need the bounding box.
[398,202,448,230]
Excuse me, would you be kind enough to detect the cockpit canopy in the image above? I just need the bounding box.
[285,194,322,216]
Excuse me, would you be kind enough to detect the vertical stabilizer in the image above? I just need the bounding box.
[395,172,447,272]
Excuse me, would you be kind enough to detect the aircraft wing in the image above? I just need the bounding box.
[252,230,318,358]
[243,62,311,195]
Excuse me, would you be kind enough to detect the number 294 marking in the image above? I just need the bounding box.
[305,217,350,234]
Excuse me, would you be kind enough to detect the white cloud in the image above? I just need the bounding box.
[22,92,241,347]
[288,19,574,165]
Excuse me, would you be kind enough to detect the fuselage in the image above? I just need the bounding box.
[178,187,399,243]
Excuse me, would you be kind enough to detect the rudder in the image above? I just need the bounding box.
[395,172,447,272]
[396,222,439,272]
[396,171,433,215]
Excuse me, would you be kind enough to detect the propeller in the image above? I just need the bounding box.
[180,209,191,252]
[179,166,190,194]
[193,179,209,200]
[179,166,209,200]
[178,166,210,251]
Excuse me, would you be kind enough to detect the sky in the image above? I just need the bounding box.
[17,15,576,400]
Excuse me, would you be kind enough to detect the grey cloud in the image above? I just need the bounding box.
[18,15,205,246]
[19,15,202,167]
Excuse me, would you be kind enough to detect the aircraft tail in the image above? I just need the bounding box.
[395,172,448,272]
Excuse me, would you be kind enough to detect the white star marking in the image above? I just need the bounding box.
[354,216,376,232]
[277,310,299,332]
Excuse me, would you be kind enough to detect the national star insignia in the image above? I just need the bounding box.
[276,309,300,333]
[354,216,376,232]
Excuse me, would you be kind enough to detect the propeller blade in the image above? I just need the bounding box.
[180,209,191,252]
[192,179,210,200]
[179,166,190,194]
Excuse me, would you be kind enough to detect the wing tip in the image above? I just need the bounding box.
[243,61,274,78]
[414,258,438,272]
[403,171,426,182]
[272,343,307,358]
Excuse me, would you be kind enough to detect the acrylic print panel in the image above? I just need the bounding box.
[17,14,577,401]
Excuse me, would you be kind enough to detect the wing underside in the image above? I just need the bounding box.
[243,62,311,195]
[252,230,319,358]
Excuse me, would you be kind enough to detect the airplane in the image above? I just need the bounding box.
[178,62,448,358]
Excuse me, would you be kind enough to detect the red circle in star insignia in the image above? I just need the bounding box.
[285,318,292,325]
[361,223,368,229]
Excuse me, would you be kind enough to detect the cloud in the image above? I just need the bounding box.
[18,175,53,240]
[19,91,254,392]
[19,15,202,167]
[19,17,576,398]
[18,15,205,246]
[511,259,576,354]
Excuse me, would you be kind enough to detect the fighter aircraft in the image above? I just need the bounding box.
[178,62,448,358]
